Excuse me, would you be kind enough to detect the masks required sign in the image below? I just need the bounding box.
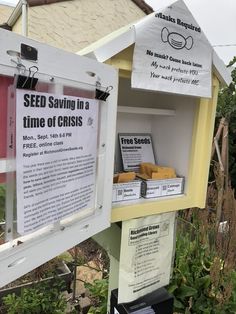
[132,0,212,98]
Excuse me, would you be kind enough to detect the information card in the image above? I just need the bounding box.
[118,212,176,303]
[16,90,98,235]
[119,133,155,172]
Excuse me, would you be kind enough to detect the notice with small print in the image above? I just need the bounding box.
[118,212,176,303]
[132,0,212,98]
[16,90,98,235]
[119,134,155,172]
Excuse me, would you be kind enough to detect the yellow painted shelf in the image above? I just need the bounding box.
[111,194,192,222]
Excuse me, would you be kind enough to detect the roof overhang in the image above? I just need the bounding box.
[79,23,135,63]
[131,0,153,15]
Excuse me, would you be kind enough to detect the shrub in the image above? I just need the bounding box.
[168,204,236,313]
[2,277,67,314]
[85,278,108,314]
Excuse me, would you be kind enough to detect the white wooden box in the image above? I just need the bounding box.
[141,177,184,199]
[112,180,141,203]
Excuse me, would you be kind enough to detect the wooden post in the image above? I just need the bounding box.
[215,167,224,222]
[211,117,229,222]
[221,121,229,188]
[211,117,225,160]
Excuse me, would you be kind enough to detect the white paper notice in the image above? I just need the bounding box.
[132,0,212,98]
[118,212,176,303]
[119,134,155,172]
[16,90,98,235]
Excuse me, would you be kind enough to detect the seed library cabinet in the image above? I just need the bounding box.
[79,0,231,223]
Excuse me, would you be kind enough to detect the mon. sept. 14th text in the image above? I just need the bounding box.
[22,133,72,149]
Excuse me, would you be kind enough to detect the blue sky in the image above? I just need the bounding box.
[1,0,235,64]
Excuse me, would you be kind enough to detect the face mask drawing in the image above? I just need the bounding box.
[161,27,193,50]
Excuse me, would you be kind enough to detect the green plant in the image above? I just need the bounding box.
[2,277,67,314]
[216,57,236,190]
[217,57,236,120]
[168,206,236,313]
[85,278,108,314]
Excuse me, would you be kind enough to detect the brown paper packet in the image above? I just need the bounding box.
[113,172,136,183]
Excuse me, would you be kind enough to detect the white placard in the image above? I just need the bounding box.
[132,0,212,98]
[119,134,155,172]
[112,181,141,202]
[118,212,176,303]
[16,90,98,235]
[142,177,184,198]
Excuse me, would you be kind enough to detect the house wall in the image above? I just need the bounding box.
[13,0,145,52]
[0,5,13,24]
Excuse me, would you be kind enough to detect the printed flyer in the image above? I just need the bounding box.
[132,0,212,98]
[118,212,176,303]
[16,90,98,234]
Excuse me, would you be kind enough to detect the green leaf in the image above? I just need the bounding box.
[168,283,178,294]
[174,298,185,309]
[176,285,198,299]
[227,302,236,311]
[195,275,211,290]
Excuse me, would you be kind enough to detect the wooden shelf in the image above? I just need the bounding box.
[117,106,176,116]
[111,194,191,222]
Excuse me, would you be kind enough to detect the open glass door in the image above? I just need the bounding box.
[0,29,118,287]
